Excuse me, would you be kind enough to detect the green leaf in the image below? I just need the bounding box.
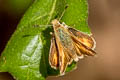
[0,0,90,80]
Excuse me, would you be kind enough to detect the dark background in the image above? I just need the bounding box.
[1,0,120,80]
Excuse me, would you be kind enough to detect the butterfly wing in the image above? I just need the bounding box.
[55,31,75,75]
[49,35,59,69]
[49,33,73,75]
[53,24,78,75]
[56,42,70,75]
[68,28,96,50]
[73,36,96,56]
[68,28,96,56]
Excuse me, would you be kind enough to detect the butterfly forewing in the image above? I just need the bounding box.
[68,28,96,56]
[68,28,96,49]
[56,42,69,75]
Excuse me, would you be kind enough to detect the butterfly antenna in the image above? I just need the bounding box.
[33,24,52,27]
[58,5,68,21]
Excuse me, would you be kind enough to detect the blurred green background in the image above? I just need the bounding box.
[1,0,120,80]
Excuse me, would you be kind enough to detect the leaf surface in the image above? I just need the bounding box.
[0,0,90,80]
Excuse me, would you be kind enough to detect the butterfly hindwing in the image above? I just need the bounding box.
[49,35,59,69]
